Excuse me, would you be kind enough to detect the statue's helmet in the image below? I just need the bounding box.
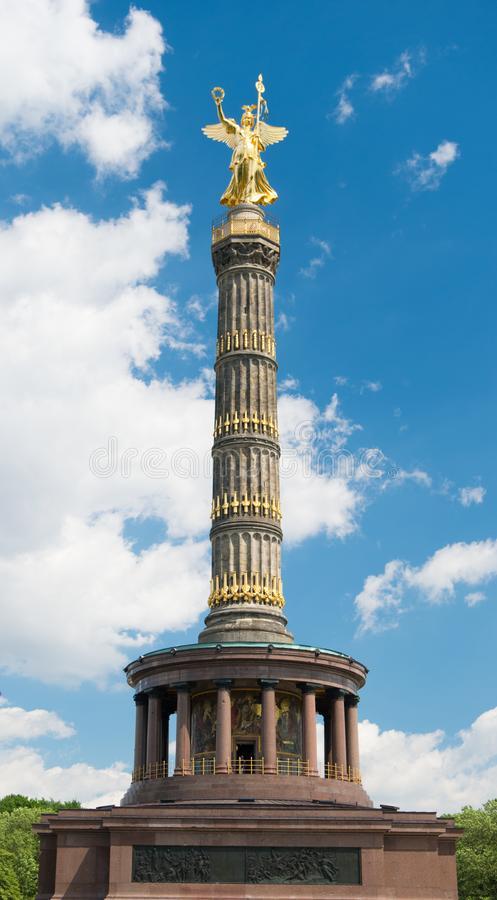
[241,104,256,127]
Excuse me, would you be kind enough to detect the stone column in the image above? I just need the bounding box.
[215,679,232,773]
[331,689,347,773]
[145,689,162,768]
[133,693,148,773]
[160,702,170,776]
[199,206,294,647]
[345,695,360,776]
[260,679,278,774]
[323,712,332,769]
[301,684,318,776]
[174,683,191,775]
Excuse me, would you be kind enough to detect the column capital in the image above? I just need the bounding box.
[145,688,163,699]
[329,688,346,700]
[259,678,279,689]
[172,681,191,692]
[298,682,320,694]
[346,693,360,707]
[133,692,147,705]
[214,678,233,688]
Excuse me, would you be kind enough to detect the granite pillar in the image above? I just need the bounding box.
[174,683,191,775]
[323,712,332,767]
[215,679,232,773]
[331,689,347,772]
[160,703,170,775]
[145,689,162,768]
[302,684,318,776]
[260,679,278,774]
[133,693,147,773]
[346,695,360,775]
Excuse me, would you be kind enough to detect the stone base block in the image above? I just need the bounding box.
[35,800,460,899]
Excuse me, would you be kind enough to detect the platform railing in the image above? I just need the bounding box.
[324,762,362,784]
[276,757,310,777]
[131,760,168,782]
[132,758,361,782]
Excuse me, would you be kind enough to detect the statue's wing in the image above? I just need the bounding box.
[202,120,238,149]
[258,122,288,148]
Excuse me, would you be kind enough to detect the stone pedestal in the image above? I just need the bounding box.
[34,802,461,899]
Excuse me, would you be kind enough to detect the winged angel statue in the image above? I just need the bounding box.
[202,75,288,206]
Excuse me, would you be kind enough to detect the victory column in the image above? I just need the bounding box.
[35,76,461,900]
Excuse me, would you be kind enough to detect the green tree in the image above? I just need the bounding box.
[0,849,22,900]
[0,795,79,814]
[0,795,80,900]
[452,799,497,900]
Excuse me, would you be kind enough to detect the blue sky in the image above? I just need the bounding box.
[0,0,495,811]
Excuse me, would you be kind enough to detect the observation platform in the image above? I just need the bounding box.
[121,641,370,808]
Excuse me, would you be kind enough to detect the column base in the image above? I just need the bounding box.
[198,603,294,644]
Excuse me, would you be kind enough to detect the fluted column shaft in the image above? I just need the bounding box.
[208,207,285,613]
[302,684,318,776]
[133,694,147,771]
[174,684,191,775]
[145,690,162,767]
[345,696,360,773]
[331,689,347,770]
[215,680,232,773]
[260,679,278,773]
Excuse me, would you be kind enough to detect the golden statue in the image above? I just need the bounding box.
[202,74,288,206]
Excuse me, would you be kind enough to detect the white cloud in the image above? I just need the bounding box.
[186,293,216,322]
[359,706,497,811]
[0,515,209,685]
[0,745,130,807]
[388,468,432,489]
[430,141,459,166]
[332,75,357,125]
[362,380,382,393]
[399,140,460,192]
[323,393,363,451]
[0,185,216,686]
[334,375,348,386]
[0,0,166,176]
[465,591,486,607]
[300,237,331,279]
[459,485,486,507]
[355,538,497,633]
[370,49,426,95]
[0,704,74,743]
[279,375,299,392]
[275,311,294,332]
[278,393,364,544]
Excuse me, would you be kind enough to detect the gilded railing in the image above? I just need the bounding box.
[132,758,361,782]
[212,217,279,246]
[324,763,362,784]
[276,757,310,777]
[132,760,168,782]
